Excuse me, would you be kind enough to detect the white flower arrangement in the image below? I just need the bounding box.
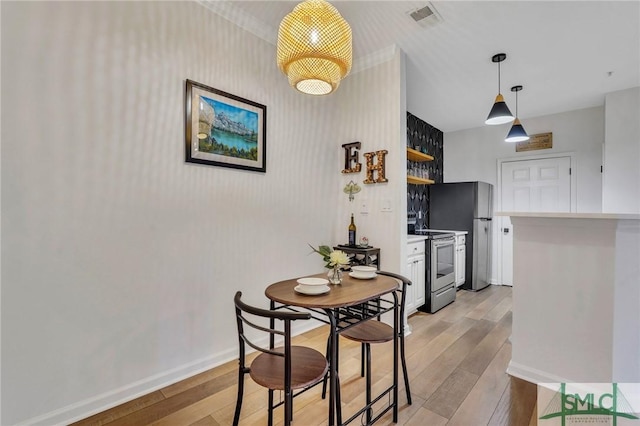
[309,244,350,269]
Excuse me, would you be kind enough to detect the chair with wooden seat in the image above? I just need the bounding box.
[232,291,329,426]
[322,271,412,418]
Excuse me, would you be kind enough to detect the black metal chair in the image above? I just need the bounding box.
[232,291,329,426]
[344,271,412,415]
[322,271,412,418]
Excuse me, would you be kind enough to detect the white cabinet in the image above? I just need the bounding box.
[413,255,426,308]
[455,234,466,287]
[406,241,426,317]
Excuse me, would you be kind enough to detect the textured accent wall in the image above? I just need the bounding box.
[407,112,443,230]
[1,2,406,424]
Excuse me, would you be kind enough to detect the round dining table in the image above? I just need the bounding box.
[265,272,400,425]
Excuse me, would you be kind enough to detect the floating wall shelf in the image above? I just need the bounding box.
[407,147,435,184]
[406,147,434,162]
[407,176,435,185]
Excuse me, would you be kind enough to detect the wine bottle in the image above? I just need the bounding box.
[348,214,356,246]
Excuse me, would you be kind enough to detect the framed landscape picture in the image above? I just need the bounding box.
[185,79,266,172]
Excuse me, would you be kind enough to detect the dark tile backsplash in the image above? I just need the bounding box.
[407,112,444,231]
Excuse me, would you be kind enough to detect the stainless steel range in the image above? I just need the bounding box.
[413,230,457,313]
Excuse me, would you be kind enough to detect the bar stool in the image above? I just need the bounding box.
[322,271,412,422]
[232,291,329,426]
[341,271,412,415]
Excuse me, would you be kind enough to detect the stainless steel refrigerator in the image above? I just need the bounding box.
[428,181,493,291]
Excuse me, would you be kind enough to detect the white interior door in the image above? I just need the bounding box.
[500,156,572,285]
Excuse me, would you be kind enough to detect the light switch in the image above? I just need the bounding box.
[360,198,369,215]
[381,199,392,212]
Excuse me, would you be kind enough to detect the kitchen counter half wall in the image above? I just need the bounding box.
[502,212,640,384]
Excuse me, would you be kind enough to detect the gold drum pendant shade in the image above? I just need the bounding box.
[277,0,352,95]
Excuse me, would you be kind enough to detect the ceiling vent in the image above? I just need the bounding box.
[407,2,442,28]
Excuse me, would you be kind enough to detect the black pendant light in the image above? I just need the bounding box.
[505,85,530,143]
[485,53,515,125]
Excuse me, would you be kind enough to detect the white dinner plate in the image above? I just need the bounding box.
[296,277,330,286]
[351,266,377,274]
[349,272,377,280]
[294,284,330,295]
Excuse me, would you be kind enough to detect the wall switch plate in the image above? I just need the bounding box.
[381,199,392,212]
[360,199,369,215]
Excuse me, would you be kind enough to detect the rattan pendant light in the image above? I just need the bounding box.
[277,0,352,95]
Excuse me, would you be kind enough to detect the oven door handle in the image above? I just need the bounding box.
[432,238,455,247]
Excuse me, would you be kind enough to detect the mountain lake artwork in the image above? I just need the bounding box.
[198,96,259,161]
[185,79,266,172]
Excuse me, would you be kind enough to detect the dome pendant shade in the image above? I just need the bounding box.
[505,118,530,142]
[277,0,352,95]
[485,93,515,125]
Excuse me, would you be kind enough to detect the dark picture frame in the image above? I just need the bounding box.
[185,79,266,172]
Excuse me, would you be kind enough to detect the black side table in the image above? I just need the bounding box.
[334,245,380,270]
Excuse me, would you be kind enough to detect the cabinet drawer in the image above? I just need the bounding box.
[407,241,425,256]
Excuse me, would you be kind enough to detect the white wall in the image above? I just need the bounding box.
[408,55,606,283]
[444,106,604,213]
[603,87,640,213]
[0,2,405,424]
[333,48,406,274]
[442,107,604,283]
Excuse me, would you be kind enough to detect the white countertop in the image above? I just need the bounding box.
[427,229,468,235]
[407,235,428,243]
[407,229,467,243]
[496,212,640,220]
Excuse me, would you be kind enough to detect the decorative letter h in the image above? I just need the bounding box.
[363,150,388,184]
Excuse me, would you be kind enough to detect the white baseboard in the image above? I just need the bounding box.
[19,321,324,426]
[20,350,236,426]
[506,361,574,385]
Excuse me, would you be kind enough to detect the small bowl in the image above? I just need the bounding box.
[351,266,377,274]
[296,277,329,287]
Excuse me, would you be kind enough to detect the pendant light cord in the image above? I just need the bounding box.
[497,61,501,94]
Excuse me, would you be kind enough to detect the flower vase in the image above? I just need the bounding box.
[327,266,343,285]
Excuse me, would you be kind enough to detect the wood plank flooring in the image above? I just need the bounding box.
[72,285,537,426]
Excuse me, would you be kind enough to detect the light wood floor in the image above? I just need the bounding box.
[72,285,537,426]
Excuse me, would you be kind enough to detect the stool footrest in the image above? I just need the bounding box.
[341,384,395,425]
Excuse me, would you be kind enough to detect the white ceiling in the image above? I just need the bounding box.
[201,1,640,133]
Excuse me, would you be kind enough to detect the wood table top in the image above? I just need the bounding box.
[265,272,398,309]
